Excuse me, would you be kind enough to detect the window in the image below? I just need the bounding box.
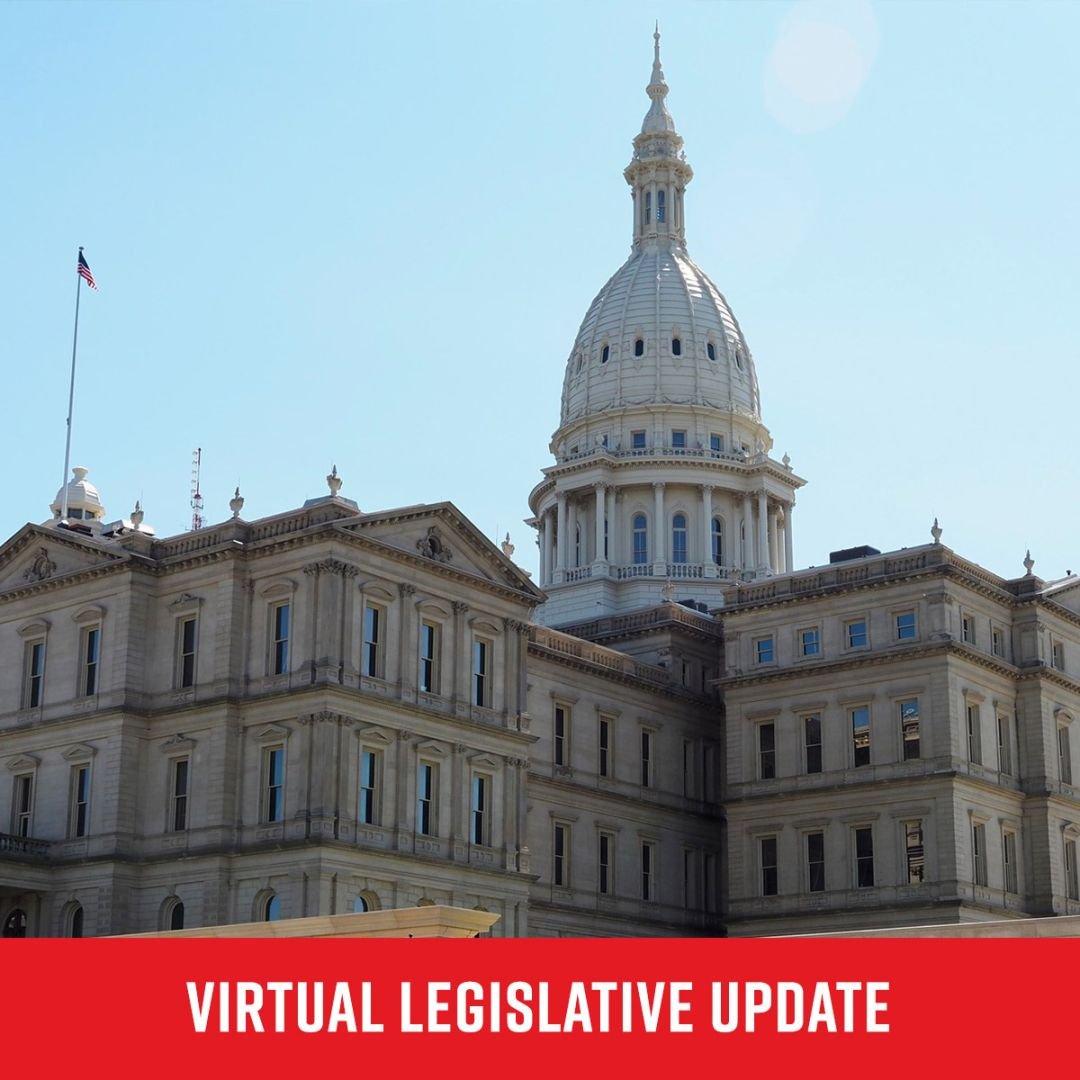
[419,621,439,693]
[24,640,45,708]
[972,822,988,886]
[709,433,723,452]
[170,757,189,832]
[553,823,569,887]
[711,517,723,565]
[601,344,609,364]
[1059,725,1073,786]
[634,338,644,358]
[1003,830,1018,894]
[851,706,871,767]
[967,704,982,765]
[734,347,744,371]
[263,747,284,823]
[707,342,716,362]
[632,513,648,564]
[656,189,666,223]
[598,832,613,894]
[846,619,868,649]
[359,748,379,825]
[554,704,569,766]
[760,836,778,896]
[362,604,382,678]
[991,626,1005,658]
[904,821,925,884]
[644,190,651,224]
[70,764,90,838]
[895,611,917,641]
[997,714,1013,775]
[671,429,686,448]
[271,602,290,675]
[799,627,820,657]
[598,715,611,777]
[353,896,370,913]
[631,429,646,449]
[854,826,874,888]
[12,774,33,838]
[755,636,775,665]
[671,336,681,356]
[758,722,776,780]
[961,614,975,645]
[1052,641,1065,671]
[177,617,197,688]
[264,894,282,922]
[1066,838,1080,901]
[641,842,656,900]
[640,730,653,787]
[470,774,489,845]
[417,762,437,835]
[69,904,84,938]
[804,715,822,774]
[899,699,920,760]
[82,626,100,696]
[671,514,687,563]
[2,909,27,938]
[169,900,185,931]
[472,638,489,707]
[806,831,825,892]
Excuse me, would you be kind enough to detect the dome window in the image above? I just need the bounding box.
[601,345,610,364]
[734,347,745,371]
[707,341,716,362]
[712,517,724,565]
[672,337,681,356]
[634,338,644,357]
[576,352,584,373]
[657,190,666,223]
[672,514,688,564]
[632,514,648,564]
[644,191,652,225]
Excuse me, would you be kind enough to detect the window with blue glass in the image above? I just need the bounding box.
[671,514,688,563]
[632,514,648,564]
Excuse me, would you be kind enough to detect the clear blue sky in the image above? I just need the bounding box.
[2,1,1078,583]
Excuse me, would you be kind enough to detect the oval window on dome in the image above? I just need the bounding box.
[707,341,716,362]
[601,345,610,364]
[672,337,681,356]
[634,338,644,357]
[576,353,584,373]
[734,347,744,371]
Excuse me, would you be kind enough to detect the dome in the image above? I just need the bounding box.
[50,466,106,523]
[560,247,760,426]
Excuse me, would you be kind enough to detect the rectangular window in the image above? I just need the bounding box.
[1059,726,1073,786]
[961,614,975,645]
[1052,641,1066,672]
[417,763,436,836]
[70,764,90,838]
[991,626,1005,658]
[12,774,33,838]
[598,716,611,778]
[799,627,820,657]
[470,774,489,845]
[362,604,382,678]
[854,826,874,888]
[905,821,925,884]
[895,611,917,641]
[641,841,656,900]
[25,640,45,708]
[760,836,778,896]
[598,832,613,895]
[631,430,646,450]
[997,715,1013,776]
[846,619,868,649]
[1003,830,1018,894]
[1066,839,1080,901]
[472,638,489,707]
[709,433,723,452]
[82,626,100,696]
[703,744,718,804]
[640,730,653,787]
[177,617,197,689]
[758,722,776,780]
[972,822,988,886]
[900,699,920,760]
[418,621,439,693]
[671,430,686,449]
[271,602,290,675]
[359,748,379,825]
[804,714,822,774]
[263,747,284,823]
[554,704,569,766]
[851,705,871,767]
[755,636,775,664]
[807,831,825,893]
[553,823,569,887]
[170,757,189,832]
[967,704,982,765]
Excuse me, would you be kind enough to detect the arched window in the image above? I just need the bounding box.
[634,338,644,357]
[353,896,369,913]
[601,344,609,364]
[672,337,681,356]
[169,900,185,931]
[712,518,724,566]
[672,514,688,564]
[645,191,652,225]
[69,904,84,938]
[264,894,282,922]
[632,514,648,565]
[657,189,666,223]
[707,341,716,362]
[2,909,27,938]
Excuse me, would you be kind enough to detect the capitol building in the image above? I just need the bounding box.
[2,36,1078,938]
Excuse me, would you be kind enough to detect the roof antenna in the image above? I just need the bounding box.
[190,448,204,531]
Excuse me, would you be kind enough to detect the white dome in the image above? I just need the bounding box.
[50,466,105,522]
[560,246,760,426]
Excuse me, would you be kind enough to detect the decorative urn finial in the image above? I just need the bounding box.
[1023,549,1035,576]
[931,517,942,544]
[230,486,244,519]
[327,464,342,497]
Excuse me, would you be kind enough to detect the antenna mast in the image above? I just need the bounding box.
[190,447,204,531]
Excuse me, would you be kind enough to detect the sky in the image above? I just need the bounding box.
[2,0,1078,584]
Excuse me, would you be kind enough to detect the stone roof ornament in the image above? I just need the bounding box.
[931,517,942,544]
[327,465,342,497]
[782,452,791,469]
[501,533,515,558]
[641,23,674,135]
[230,486,244,519]
[661,578,675,602]
[1023,549,1035,576]
[417,526,453,563]
[130,501,144,532]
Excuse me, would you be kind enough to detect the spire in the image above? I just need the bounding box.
[642,24,674,134]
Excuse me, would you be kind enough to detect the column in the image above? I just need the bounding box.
[741,493,752,571]
[451,600,468,711]
[652,482,666,572]
[567,497,578,568]
[545,509,556,584]
[769,506,779,573]
[606,487,617,565]
[757,490,769,573]
[555,493,567,581]
[397,582,416,694]
[702,485,716,578]
[784,502,794,575]
[537,516,547,585]
[593,483,607,568]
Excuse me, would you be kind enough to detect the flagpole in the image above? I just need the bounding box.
[61,249,83,521]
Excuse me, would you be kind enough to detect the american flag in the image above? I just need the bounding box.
[77,249,97,290]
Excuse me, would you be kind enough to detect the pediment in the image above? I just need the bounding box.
[5,754,41,771]
[0,525,128,596]
[354,724,395,746]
